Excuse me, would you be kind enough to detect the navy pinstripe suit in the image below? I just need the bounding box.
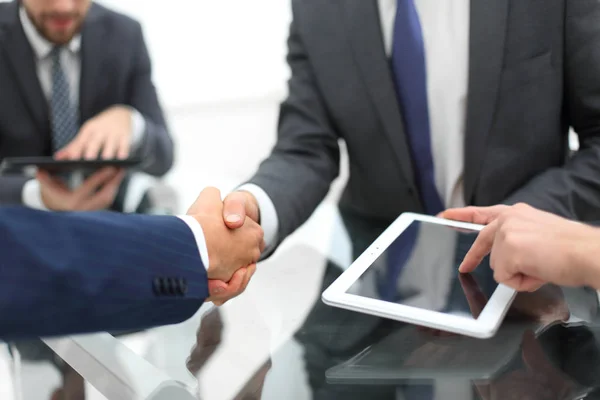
[0,206,208,339]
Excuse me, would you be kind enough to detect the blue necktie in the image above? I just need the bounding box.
[50,47,78,153]
[391,0,444,215]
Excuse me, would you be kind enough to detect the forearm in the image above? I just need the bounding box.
[503,139,600,222]
[247,148,339,245]
[132,118,174,177]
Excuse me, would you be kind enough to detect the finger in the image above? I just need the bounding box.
[83,131,105,160]
[188,187,223,215]
[101,133,120,160]
[223,191,249,228]
[80,170,124,211]
[441,205,508,225]
[259,239,266,254]
[239,263,257,293]
[458,220,498,273]
[117,133,131,160]
[36,171,69,193]
[503,274,545,292]
[207,267,247,305]
[57,129,91,160]
[207,279,229,298]
[75,167,118,198]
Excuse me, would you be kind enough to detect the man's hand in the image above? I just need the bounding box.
[221,190,261,228]
[201,190,264,305]
[38,167,125,211]
[206,265,257,306]
[188,187,264,283]
[441,203,599,291]
[55,105,133,160]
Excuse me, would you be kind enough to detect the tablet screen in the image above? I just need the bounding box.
[345,221,497,320]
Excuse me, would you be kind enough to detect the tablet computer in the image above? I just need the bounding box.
[322,213,517,339]
[0,157,142,174]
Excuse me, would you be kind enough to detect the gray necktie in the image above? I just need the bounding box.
[50,46,78,153]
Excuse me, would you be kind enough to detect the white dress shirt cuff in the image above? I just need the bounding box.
[129,108,147,151]
[176,215,210,271]
[237,183,279,249]
[22,179,48,210]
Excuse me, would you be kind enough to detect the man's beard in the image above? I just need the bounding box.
[24,7,83,45]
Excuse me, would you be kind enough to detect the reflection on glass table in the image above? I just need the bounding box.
[13,206,600,400]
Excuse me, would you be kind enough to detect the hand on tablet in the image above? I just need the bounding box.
[38,167,125,211]
[55,106,133,160]
[441,203,600,292]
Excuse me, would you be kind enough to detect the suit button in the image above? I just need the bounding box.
[165,278,172,295]
[153,278,162,296]
[179,278,188,295]
[159,278,167,295]
[408,187,415,196]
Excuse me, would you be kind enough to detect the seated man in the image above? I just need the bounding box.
[0,0,173,212]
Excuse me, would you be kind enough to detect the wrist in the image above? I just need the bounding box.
[572,226,600,289]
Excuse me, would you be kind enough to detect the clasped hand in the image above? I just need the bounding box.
[187,188,264,305]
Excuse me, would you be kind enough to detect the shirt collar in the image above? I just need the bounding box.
[19,6,81,60]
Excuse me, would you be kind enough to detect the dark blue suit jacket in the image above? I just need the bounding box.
[0,207,208,340]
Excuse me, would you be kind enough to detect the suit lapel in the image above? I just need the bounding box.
[79,4,106,123]
[340,0,416,189]
[0,3,48,133]
[463,0,509,204]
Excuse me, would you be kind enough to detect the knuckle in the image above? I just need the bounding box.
[513,202,529,212]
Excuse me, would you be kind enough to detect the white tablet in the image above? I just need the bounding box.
[322,212,517,339]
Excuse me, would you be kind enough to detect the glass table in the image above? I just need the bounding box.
[9,204,600,400]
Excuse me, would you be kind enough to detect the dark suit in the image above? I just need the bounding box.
[0,206,208,340]
[0,1,173,205]
[248,0,600,246]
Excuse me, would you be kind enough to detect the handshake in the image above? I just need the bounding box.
[187,187,264,305]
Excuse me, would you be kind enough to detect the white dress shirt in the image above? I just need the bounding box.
[19,7,147,209]
[242,0,470,248]
[177,215,210,271]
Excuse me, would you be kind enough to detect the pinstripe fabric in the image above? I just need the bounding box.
[0,207,208,339]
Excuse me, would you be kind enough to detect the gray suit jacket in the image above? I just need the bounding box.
[0,1,174,205]
[248,0,600,246]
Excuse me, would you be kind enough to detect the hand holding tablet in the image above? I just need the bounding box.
[0,156,141,174]
[322,213,517,338]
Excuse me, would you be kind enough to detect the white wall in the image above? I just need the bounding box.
[97,0,292,110]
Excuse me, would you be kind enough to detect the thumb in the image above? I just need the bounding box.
[441,205,509,225]
[223,191,248,229]
[208,279,228,296]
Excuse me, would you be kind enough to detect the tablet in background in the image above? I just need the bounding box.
[0,157,142,175]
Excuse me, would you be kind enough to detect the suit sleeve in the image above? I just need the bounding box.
[246,10,341,247]
[126,22,174,177]
[0,207,208,340]
[0,175,28,205]
[504,0,600,221]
